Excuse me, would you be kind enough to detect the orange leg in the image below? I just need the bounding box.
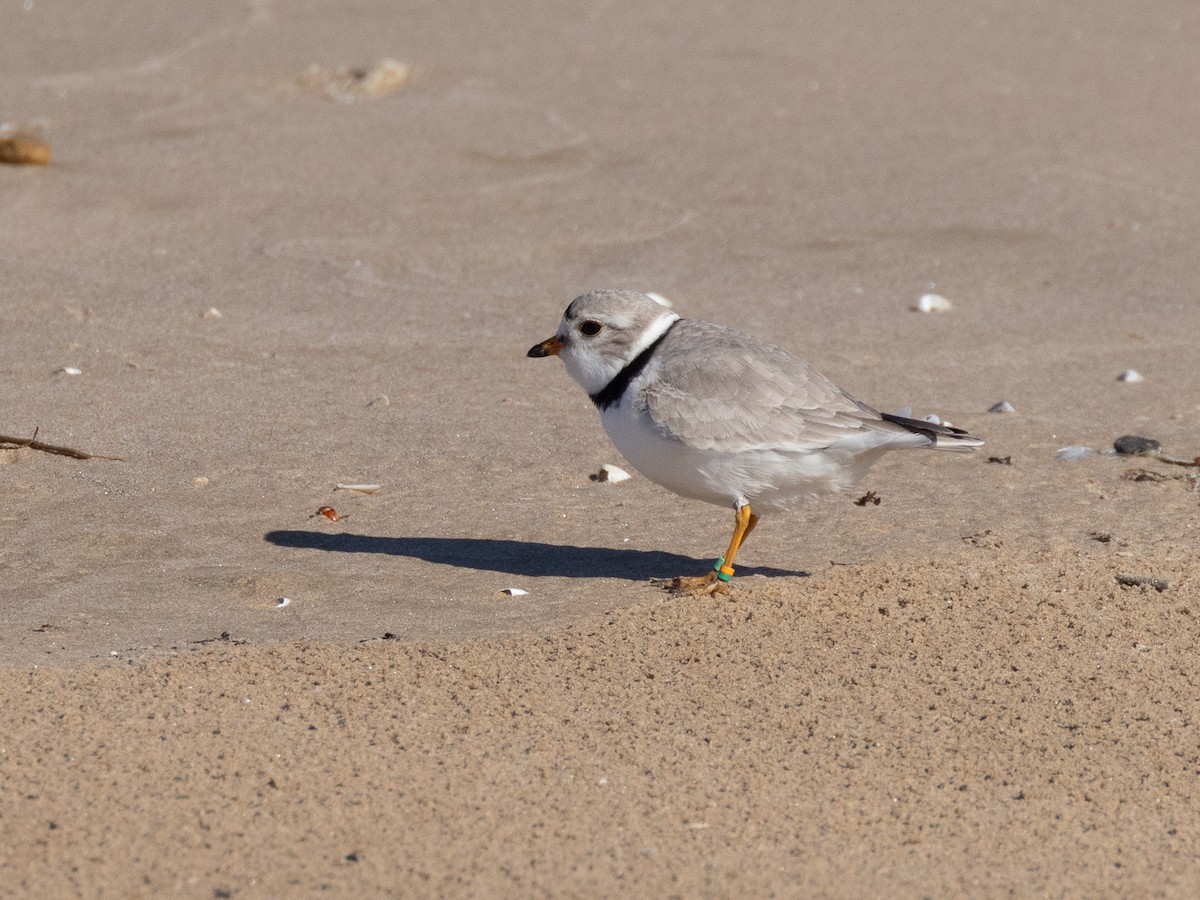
[657,504,759,594]
[714,504,757,583]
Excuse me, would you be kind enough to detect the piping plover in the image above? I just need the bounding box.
[528,289,983,592]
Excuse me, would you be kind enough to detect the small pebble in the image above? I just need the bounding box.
[1117,369,1144,383]
[915,294,953,313]
[0,133,51,165]
[313,506,343,522]
[335,483,380,494]
[58,366,82,376]
[203,307,223,319]
[1056,446,1097,461]
[988,401,1015,414]
[1113,435,1161,456]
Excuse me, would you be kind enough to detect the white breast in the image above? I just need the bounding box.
[600,397,737,507]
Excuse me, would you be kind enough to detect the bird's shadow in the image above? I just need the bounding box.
[264,530,808,581]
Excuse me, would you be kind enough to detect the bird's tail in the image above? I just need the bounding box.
[880,412,984,452]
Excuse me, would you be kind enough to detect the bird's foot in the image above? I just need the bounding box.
[652,570,730,596]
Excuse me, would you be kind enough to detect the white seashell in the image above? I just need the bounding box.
[355,59,413,97]
[915,293,953,313]
[335,483,381,493]
[203,307,223,319]
[988,401,1015,413]
[1055,446,1097,461]
[594,464,632,483]
[1117,369,1144,383]
[58,366,82,376]
[300,58,414,102]
[276,597,291,608]
[500,587,529,596]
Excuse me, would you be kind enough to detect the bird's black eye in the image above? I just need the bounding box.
[579,320,604,337]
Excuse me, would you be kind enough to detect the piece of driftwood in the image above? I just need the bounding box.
[0,428,123,461]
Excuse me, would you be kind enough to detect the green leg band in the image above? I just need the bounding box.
[713,557,733,582]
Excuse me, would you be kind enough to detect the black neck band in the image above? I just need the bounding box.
[589,321,677,411]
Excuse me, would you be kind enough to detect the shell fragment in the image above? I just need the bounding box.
[915,293,953,313]
[592,464,632,483]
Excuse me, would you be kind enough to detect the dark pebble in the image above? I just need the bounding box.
[1113,435,1161,455]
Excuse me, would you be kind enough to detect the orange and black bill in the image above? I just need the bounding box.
[527,336,562,357]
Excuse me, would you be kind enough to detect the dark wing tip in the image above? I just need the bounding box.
[880,412,984,449]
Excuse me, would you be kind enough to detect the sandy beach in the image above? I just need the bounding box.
[3,1,1199,895]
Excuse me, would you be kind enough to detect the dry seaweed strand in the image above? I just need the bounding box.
[1115,573,1169,592]
[0,427,123,461]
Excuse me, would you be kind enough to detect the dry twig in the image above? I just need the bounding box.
[0,427,123,461]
